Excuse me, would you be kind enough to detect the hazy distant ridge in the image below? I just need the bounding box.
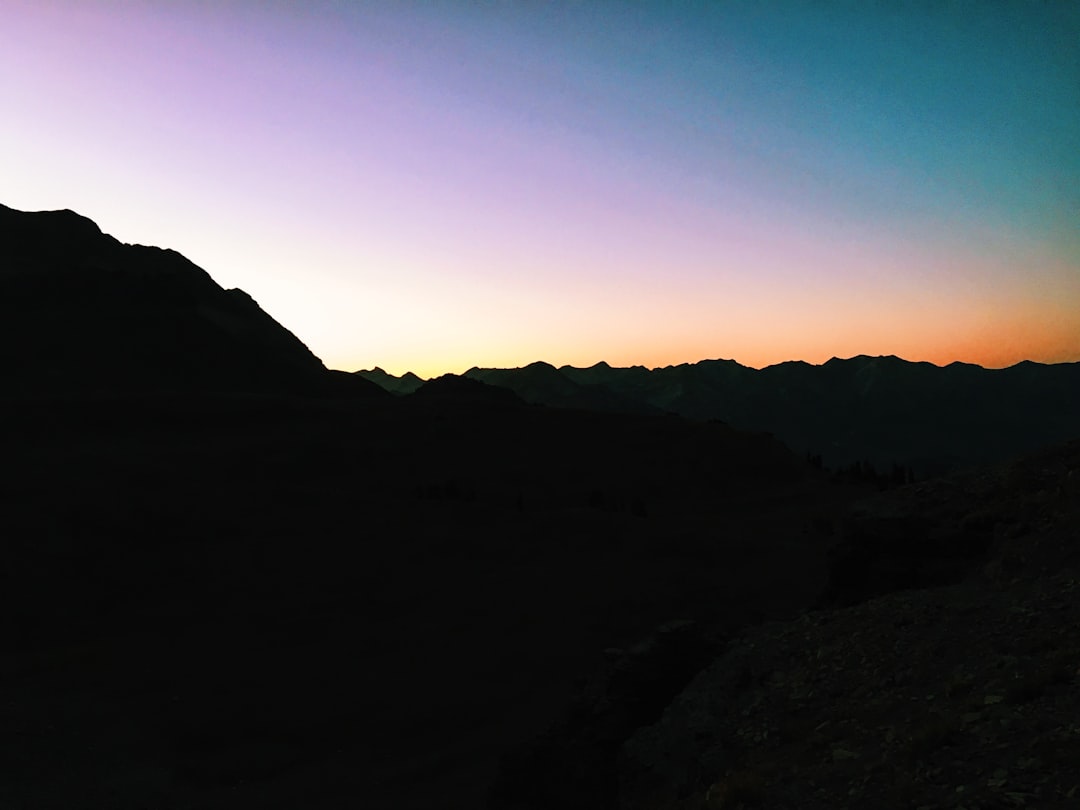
[355,366,424,395]
[364,356,1080,474]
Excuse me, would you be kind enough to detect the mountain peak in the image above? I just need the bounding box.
[354,367,424,394]
[409,373,523,407]
[0,202,386,397]
[524,360,558,372]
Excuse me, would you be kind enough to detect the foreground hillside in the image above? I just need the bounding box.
[616,439,1080,809]
[6,390,1072,809]
[0,387,868,810]
[483,440,1080,809]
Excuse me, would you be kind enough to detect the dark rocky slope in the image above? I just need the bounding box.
[0,385,861,810]
[0,204,381,397]
[612,440,1080,809]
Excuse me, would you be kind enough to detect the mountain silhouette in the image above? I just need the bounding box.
[466,361,660,415]
[367,355,1080,475]
[407,372,524,408]
[5,201,1080,809]
[0,203,383,397]
[356,366,424,394]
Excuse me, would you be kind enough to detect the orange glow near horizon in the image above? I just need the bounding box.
[3,4,1078,379]
[328,303,1080,378]
[325,238,1080,376]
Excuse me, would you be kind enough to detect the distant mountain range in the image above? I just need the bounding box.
[4,201,1076,476]
[360,357,1080,475]
[0,203,382,398]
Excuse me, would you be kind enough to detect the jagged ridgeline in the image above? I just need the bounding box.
[0,204,383,397]
[364,357,1080,476]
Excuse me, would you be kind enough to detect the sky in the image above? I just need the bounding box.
[3,1,1079,376]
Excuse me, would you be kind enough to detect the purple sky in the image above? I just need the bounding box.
[4,1,1078,375]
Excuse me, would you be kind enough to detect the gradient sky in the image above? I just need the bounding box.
[3,1,1078,375]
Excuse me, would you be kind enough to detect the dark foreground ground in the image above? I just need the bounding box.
[616,439,1080,809]
[3,392,1076,809]
[1,392,867,809]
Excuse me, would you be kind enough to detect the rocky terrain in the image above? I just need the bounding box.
[489,440,1080,809]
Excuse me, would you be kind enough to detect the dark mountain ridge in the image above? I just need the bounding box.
[0,203,382,398]
[365,355,1080,476]
[467,361,662,415]
[355,366,425,394]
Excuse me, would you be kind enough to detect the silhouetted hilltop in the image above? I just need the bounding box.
[356,366,424,394]
[0,203,383,398]
[407,372,524,408]
[466,361,660,415]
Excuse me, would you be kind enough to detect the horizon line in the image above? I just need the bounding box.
[348,352,1078,381]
